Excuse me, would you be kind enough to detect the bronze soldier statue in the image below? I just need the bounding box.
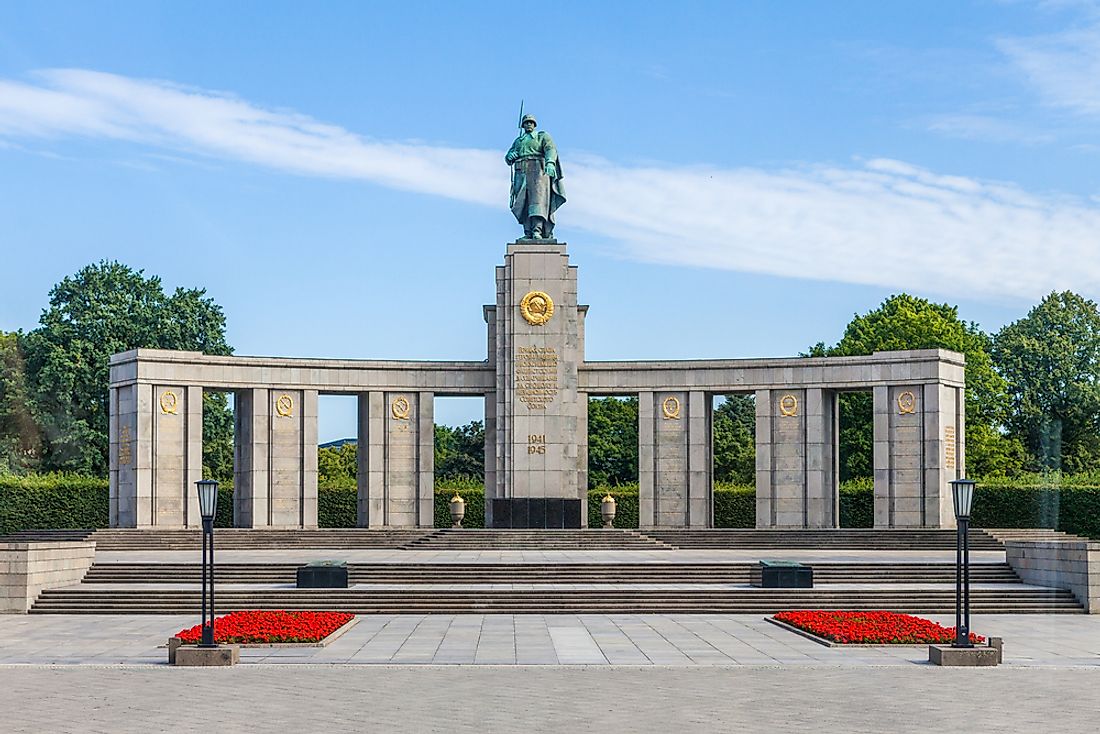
[506,113,566,239]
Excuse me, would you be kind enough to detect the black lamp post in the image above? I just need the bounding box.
[951,478,976,648]
[195,479,219,648]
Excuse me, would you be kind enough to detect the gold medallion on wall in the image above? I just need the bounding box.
[391,396,411,420]
[275,394,294,418]
[779,394,799,417]
[519,291,554,326]
[897,390,917,415]
[661,395,681,420]
[159,390,179,415]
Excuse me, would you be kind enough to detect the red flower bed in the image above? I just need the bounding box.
[774,610,984,645]
[176,610,354,645]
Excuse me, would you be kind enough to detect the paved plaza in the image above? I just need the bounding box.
[1,664,1097,733]
[2,612,1098,667]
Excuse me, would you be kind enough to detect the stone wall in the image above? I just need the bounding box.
[1006,540,1100,613]
[1,541,95,613]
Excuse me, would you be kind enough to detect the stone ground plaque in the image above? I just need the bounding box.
[751,560,814,588]
[296,560,349,589]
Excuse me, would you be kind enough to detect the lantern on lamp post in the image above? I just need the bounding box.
[951,478,976,649]
[195,479,219,648]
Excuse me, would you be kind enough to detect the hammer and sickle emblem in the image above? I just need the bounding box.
[661,396,681,420]
[159,390,179,415]
[779,394,799,417]
[391,396,411,420]
[275,394,294,418]
[520,290,555,325]
[897,391,917,415]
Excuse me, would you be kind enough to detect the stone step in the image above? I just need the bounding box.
[31,587,1082,614]
[80,562,1021,584]
[3,528,1041,551]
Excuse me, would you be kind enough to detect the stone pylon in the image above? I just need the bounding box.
[484,240,588,527]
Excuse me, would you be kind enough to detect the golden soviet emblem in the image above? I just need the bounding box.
[520,291,554,326]
[275,394,294,418]
[661,396,681,420]
[159,390,179,415]
[779,394,799,417]
[897,391,917,415]
[391,396,411,420]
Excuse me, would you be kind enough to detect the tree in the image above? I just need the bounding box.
[434,420,485,481]
[0,332,42,474]
[318,442,358,488]
[21,261,233,475]
[587,397,638,487]
[712,395,755,484]
[810,293,1022,479]
[993,291,1100,473]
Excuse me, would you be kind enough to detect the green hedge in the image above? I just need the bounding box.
[0,474,109,535]
[2,475,1099,538]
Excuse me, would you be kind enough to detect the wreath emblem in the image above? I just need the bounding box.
[520,291,554,325]
[391,396,411,420]
[275,394,294,418]
[159,390,179,415]
[897,391,917,415]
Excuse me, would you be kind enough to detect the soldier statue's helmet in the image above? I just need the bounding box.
[521,114,537,126]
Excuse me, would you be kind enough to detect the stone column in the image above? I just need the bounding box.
[234,388,317,528]
[873,384,963,528]
[110,383,202,528]
[638,390,711,528]
[483,391,498,528]
[754,388,837,528]
[358,391,435,528]
[489,241,585,528]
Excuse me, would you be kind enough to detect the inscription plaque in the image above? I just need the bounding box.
[515,346,559,409]
[118,425,132,466]
[944,425,957,470]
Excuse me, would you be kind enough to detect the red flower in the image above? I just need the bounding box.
[773,610,985,645]
[176,610,354,644]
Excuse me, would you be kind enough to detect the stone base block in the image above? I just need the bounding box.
[174,644,240,667]
[928,644,1000,667]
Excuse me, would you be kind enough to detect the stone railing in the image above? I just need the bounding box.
[1005,540,1100,613]
[1,541,96,613]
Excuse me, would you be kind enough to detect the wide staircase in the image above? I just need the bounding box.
[29,557,1084,614]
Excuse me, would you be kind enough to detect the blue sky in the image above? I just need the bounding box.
[3,1,1100,441]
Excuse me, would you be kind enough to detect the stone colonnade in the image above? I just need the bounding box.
[108,240,966,531]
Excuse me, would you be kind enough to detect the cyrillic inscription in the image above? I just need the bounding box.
[515,346,559,410]
[944,425,956,469]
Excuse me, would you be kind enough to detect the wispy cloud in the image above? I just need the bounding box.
[2,69,1100,302]
[922,113,1055,145]
[999,22,1100,116]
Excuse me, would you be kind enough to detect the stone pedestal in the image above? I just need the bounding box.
[234,388,318,528]
[174,645,241,667]
[484,241,586,527]
[928,644,999,666]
